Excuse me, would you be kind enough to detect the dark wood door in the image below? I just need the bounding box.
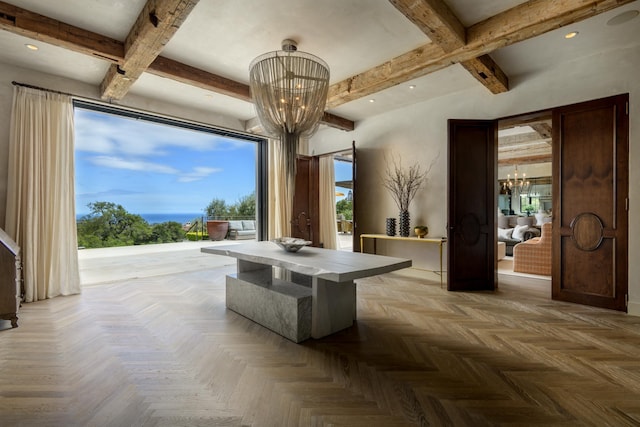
[351,141,357,251]
[552,94,629,311]
[291,155,320,246]
[447,120,497,291]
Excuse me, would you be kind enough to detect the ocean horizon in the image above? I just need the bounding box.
[76,212,205,225]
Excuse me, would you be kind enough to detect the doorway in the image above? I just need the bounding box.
[448,94,628,312]
[291,144,356,251]
[496,111,553,296]
[334,150,354,251]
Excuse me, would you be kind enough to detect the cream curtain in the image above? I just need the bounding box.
[318,155,337,249]
[4,86,81,302]
[267,138,292,239]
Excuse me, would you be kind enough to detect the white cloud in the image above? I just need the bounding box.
[74,109,251,157]
[89,156,179,174]
[87,156,223,183]
[178,166,222,182]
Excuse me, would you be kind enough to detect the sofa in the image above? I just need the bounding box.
[513,222,551,275]
[497,223,540,256]
[227,220,256,240]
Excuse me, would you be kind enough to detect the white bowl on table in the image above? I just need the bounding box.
[272,237,312,253]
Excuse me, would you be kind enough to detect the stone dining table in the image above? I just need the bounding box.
[202,241,412,342]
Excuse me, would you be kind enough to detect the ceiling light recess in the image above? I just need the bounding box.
[607,10,639,26]
[564,31,579,39]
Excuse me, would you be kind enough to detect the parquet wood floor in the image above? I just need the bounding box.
[1,266,640,426]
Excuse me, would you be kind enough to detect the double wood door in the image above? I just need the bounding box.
[448,94,629,312]
[552,94,628,311]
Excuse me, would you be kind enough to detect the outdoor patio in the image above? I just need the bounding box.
[79,234,354,285]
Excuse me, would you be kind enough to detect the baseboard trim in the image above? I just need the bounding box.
[628,301,640,317]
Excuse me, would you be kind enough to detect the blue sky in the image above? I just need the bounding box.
[74,108,257,215]
[75,108,354,215]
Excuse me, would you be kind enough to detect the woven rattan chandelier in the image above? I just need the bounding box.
[249,39,330,176]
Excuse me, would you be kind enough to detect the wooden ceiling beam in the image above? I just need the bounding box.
[530,122,553,140]
[499,111,552,129]
[498,154,552,166]
[321,112,355,131]
[0,1,354,131]
[328,0,632,107]
[389,0,509,94]
[499,132,550,147]
[459,55,509,94]
[388,0,465,51]
[100,0,199,100]
[0,0,123,63]
[499,144,551,158]
[2,0,627,129]
[147,56,251,101]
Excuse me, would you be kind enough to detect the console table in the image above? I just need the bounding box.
[360,234,446,286]
[202,241,411,342]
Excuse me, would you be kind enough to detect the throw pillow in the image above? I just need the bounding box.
[512,224,529,241]
[497,228,513,240]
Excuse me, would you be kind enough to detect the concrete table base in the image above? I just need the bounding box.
[202,242,411,342]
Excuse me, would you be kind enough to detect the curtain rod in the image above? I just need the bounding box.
[11,80,124,110]
[11,80,78,98]
[10,81,265,141]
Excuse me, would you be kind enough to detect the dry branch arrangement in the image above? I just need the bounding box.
[382,155,433,212]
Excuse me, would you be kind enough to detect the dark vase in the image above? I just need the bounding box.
[399,210,410,237]
[385,218,396,236]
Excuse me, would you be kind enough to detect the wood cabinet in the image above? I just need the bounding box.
[0,228,21,328]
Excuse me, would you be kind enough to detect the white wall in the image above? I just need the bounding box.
[311,44,640,315]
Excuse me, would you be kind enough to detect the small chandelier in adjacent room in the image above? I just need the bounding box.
[249,39,330,178]
[503,165,531,195]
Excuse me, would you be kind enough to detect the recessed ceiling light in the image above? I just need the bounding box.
[607,10,639,26]
[409,85,416,90]
[369,99,375,103]
[25,44,39,51]
[564,31,579,39]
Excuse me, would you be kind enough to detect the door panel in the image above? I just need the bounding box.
[552,94,628,311]
[448,120,497,291]
[351,141,357,251]
[291,156,320,246]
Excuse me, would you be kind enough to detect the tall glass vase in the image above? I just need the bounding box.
[399,210,410,237]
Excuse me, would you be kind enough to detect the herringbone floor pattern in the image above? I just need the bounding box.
[1,266,640,426]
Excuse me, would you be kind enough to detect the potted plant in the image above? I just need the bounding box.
[522,204,535,216]
[205,198,230,241]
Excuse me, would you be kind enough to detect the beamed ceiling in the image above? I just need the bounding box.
[0,0,638,161]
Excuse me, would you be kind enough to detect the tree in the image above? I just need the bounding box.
[228,191,256,218]
[205,192,255,219]
[336,198,353,220]
[205,198,229,219]
[77,201,152,248]
[151,221,185,243]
